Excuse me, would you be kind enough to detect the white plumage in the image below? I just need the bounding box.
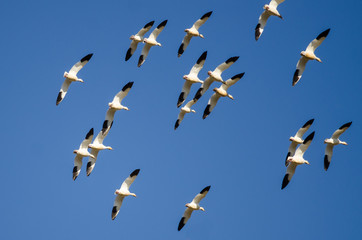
[125,21,155,61]
[174,100,196,130]
[73,128,94,181]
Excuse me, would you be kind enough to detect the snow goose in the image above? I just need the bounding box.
[202,73,245,119]
[178,11,212,57]
[293,28,330,86]
[86,128,113,176]
[112,169,140,220]
[102,81,134,134]
[324,122,352,171]
[56,53,93,105]
[281,131,314,189]
[73,128,94,181]
[285,119,314,166]
[193,56,239,101]
[178,186,211,231]
[125,21,155,61]
[138,20,168,67]
[174,99,196,130]
[255,0,285,41]
[177,51,207,107]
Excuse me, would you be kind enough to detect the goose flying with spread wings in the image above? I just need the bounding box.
[56,53,93,106]
[86,128,113,176]
[73,128,94,181]
[102,82,134,134]
[202,73,245,119]
[177,51,207,108]
[193,56,239,101]
[285,119,314,166]
[178,186,211,231]
[293,28,330,86]
[282,131,315,189]
[178,11,212,57]
[125,21,155,61]
[174,99,196,130]
[255,0,285,41]
[112,169,140,220]
[324,122,352,171]
[138,20,168,67]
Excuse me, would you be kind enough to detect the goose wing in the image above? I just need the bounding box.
[69,53,93,75]
[111,195,125,220]
[110,82,134,106]
[86,148,100,176]
[220,73,245,91]
[193,76,212,101]
[203,93,221,119]
[213,56,239,75]
[331,122,352,139]
[79,128,94,150]
[178,34,192,57]
[120,169,140,192]
[102,109,116,134]
[138,43,152,67]
[294,131,315,158]
[177,81,192,108]
[255,11,271,41]
[295,119,315,138]
[125,40,139,61]
[56,79,72,105]
[281,162,297,189]
[175,100,196,129]
[191,186,211,204]
[286,142,298,166]
[178,208,193,231]
[135,20,155,37]
[73,155,83,181]
[148,20,167,41]
[292,56,308,86]
[269,0,285,8]
[306,29,330,53]
[324,144,334,171]
[192,11,212,30]
[189,51,207,75]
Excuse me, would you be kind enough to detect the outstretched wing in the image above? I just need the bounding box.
[148,20,167,41]
[111,82,134,106]
[111,195,125,220]
[56,79,72,105]
[189,51,207,75]
[177,81,192,108]
[73,155,83,181]
[255,11,271,41]
[295,119,315,138]
[138,44,152,67]
[213,56,239,75]
[135,20,155,37]
[178,208,193,231]
[203,93,221,119]
[306,29,330,53]
[192,186,211,204]
[69,53,93,75]
[269,0,285,8]
[191,11,212,30]
[281,162,297,189]
[331,122,352,139]
[294,131,315,158]
[120,169,140,191]
[292,56,308,86]
[324,144,334,171]
[220,73,245,91]
[286,142,298,167]
[125,40,139,61]
[178,34,192,57]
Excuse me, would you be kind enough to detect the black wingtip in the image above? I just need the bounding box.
[81,53,93,62]
[303,131,315,144]
[200,11,213,20]
[285,152,291,167]
[125,48,132,61]
[225,56,239,64]
[200,186,211,194]
[316,28,330,40]
[324,155,330,171]
[255,23,261,41]
[157,20,168,28]
[339,121,352,130]
[178,43,184,57]
[302,119,315,128]
[281,174,289,190]
[203,105,211,119]
[292,69,300,86]
[174,120,180,130]
[196,51,208,64]
[86,128,94,139]
[130,169,140,177]
[122,81,134,91]
[193,88,203,101]
[56,92,62,106]
[138,55,144,67]
[178,217,185,231]
[86,162,93,176]
[231,72,245,80]
[111,206,118,220]
[177,92,185,108]
[144,20,155,29]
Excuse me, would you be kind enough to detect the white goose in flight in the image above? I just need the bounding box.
[202,73,245,119]
[125,21,155,61]
[255,0,285,41]
[102,81,134,134]
[282,131,314,189]
[285,119,314,166]
[56,53,93,106]
[73,128,94,181]
[86,128,113,176]
[138,20,168,67]
[178,11,212,57]
[293,28,330,86]
[177,51,207,108]
[174,99,196,130]
[193,56,239,101]
[112,169,140,220]
[178,186,211,231]
[324,122,352,171]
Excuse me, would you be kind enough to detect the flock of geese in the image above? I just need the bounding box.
[55,0,352,232]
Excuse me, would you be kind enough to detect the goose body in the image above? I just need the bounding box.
[255,0,285,41]
[202,73,244,119]
[324,122,352,171]
[293,29,330,86]
[178,11,212,57]
[73,128,94,181]
[178,186,210,231]
[126,21,155,61]
[112,169,140,220]
[286,119,314,166]
[177,51,207,107]
[194,56,239,101]
[138,20,167,67]
[56,53,93,105]
[282,131,314,189]
[174,100,196,130]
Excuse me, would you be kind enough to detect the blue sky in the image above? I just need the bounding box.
[1,0,361,239]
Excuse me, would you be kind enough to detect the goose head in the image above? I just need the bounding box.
[183,75,189,80]
[263,4,270,10]
[207,70,213,76]
[107,146,113,150]
[129,35,135,40]
[304,161,310,165]
[227,94,234,100]
[191,109,196,113]
[316,57,322,63]
[200,207,205,212]
[114,189,121,195]
[157,42,162,47]
[199,33,204,39]
[73,150,78,154]
[130,193,137,198]
[340,141,348,145]
[300,51,307,57]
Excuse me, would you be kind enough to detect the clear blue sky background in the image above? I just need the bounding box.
[1,0,361,239]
